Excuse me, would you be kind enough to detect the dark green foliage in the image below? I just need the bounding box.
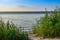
[32,9,60,38]
[0,20,29,40]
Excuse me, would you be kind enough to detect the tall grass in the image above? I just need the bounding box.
[32,8,60,38]
[0,19,29,40]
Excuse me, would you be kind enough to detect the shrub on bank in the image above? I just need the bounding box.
[0,19,29,40]
[32,9,60,38]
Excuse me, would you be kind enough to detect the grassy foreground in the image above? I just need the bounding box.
[0,19,29,40]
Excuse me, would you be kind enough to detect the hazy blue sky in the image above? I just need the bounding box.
[0,0,60,11]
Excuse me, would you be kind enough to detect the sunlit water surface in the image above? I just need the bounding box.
[0,13,44,31]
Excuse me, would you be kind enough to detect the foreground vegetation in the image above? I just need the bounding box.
[32,8,60,38]
[0,19,29,40]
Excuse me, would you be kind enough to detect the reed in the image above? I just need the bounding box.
[0,19,29,40]
[32,8,60,38]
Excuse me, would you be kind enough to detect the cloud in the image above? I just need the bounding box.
[0,4,44,11]
[0,0,54,11]
[0,4,53,11]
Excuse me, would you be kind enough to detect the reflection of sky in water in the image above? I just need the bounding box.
[0,13,44,31]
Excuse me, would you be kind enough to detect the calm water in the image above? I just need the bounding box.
[0,13,44,31]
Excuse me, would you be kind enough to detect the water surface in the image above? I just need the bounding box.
[0,13,44,31]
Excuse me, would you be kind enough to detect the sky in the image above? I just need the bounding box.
[0,0,60,11]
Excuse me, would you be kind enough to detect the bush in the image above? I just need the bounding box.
[0,19,29,40]
[32,9,60,38]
